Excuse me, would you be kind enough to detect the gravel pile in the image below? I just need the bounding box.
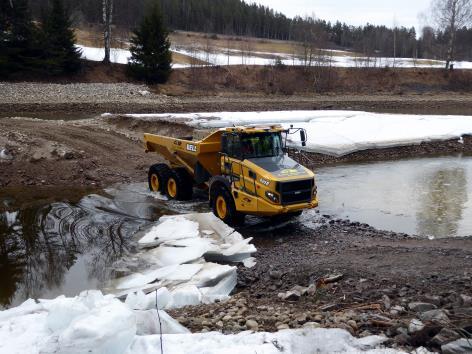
[0,82,164,104]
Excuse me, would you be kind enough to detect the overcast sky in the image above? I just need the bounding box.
[252,0,432,30]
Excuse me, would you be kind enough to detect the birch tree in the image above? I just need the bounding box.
[102,0,113,64]
[431,0,472,69]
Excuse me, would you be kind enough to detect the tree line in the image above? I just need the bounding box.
[25,0,472,62]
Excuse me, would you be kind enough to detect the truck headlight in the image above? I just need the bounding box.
[265,191,280,203]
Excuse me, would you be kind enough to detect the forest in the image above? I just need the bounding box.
[25,0,472,61]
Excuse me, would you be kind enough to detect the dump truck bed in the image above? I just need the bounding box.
[144,130,223,177]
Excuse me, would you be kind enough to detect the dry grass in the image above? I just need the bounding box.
[74,27,357,65]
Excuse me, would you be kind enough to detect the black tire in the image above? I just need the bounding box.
[148,164,171,193]
[211,186,245,226]
[166,168,193,200]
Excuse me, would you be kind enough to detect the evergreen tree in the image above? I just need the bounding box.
[0,0,44,77]
[42,0,82,74]
[128,1,172,84]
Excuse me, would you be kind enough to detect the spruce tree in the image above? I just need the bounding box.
[42,0,82,74]
[128,1,172,84]
[0,0,44,77]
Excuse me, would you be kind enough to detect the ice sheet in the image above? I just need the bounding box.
[125,110,472,156]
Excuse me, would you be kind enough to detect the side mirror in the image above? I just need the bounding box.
[300,130,307,147]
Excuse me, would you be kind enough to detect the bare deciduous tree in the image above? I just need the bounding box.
[102,0,113,64]
[431,0,472,69]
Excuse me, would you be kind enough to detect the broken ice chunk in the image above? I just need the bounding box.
[135,309,190,335]
[138,216,200,248]
[125,288,172,311]
[189,263,237,287]
[242,257,257,268]
[142,243,210,267]
[200,269,237,303]
[167,285,202,308]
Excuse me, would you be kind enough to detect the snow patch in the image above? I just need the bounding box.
[125,110,472,156]
[125,328,407,354]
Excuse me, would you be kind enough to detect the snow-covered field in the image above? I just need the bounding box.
[78,44,472,69]
[122,110,472,156]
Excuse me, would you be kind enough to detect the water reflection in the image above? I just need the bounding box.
[314,156,472,238]
[0,184,186,308]
[416,168,468,238]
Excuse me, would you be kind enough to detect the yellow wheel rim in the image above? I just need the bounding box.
[167,178,177,198]
[150,174,159,192]
[216,196,227,219]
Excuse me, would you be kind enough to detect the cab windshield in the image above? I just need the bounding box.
[240,132,283,158]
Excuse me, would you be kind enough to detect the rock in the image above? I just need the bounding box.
[269,270,283,280]
[408,302,437,312]
[430,328,461,347]
[382,295,391,310]
[424,295,442,307]
[245,319,258,331]
[390,305,405,315]
[408,319,425,334]
[295,314,307,324]
[277,324,289,330]
[302,322,321,329]
[283,290,301,301]
[442,339,472,354]
[394,333,410,345]
[460,294,472,306]
[216,321,224,329]
[306,284,317,296]
[0,148,13,160]
[419,309,449,323]
[347,320,358,331]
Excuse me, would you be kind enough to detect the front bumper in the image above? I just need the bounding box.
[249,196,319,217]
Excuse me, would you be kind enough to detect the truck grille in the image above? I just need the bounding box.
[277,179,313,205]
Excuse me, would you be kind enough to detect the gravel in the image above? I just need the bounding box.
[0,82,165,104]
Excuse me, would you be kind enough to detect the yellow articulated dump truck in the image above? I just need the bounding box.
[144,125,318,225]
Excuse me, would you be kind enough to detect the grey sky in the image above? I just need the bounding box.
[252,0,432,30]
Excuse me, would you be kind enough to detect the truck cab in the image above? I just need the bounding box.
[212,126,318,223]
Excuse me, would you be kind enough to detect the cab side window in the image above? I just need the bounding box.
[224,134,242,159]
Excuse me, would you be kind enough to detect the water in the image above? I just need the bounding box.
[314,156,472,238]
[0,183,208,309]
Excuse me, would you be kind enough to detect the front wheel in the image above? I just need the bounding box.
[211,187,245,226]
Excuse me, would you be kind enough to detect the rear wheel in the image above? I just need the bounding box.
[166,168,193,200]
[211,186,245,226]
[148,164,171,193]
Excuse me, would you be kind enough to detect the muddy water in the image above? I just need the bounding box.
[312,156,472,238]
[0,183,208,308]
